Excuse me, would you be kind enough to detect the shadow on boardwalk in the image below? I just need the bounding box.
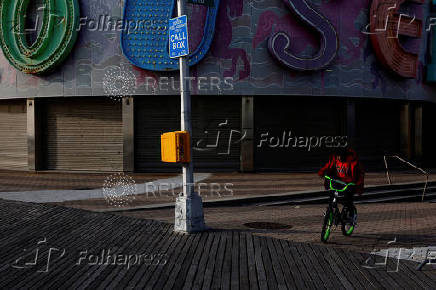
[0,199,435,289]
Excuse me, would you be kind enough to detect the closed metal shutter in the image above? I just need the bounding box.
[41,98,122,171]
[254,96,346,171]
[135,96,241,172]
[355,100,401,170]
[423,102,436,167]
[0,100,27,170]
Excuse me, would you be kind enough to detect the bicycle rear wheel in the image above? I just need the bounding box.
[321,207,334,243]
[341,207,357,236]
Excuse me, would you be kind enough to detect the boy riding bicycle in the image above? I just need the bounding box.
[318,147,365,222]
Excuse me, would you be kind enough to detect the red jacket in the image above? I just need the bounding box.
[318,149,365,195]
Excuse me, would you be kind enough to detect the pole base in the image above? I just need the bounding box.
[174,193,207,233]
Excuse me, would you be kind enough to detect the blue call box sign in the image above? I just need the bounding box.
[187,0,214,6]
[169,15,189,59]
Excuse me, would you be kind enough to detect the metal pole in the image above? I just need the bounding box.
[177,0,193,198]
[174,0,206,233]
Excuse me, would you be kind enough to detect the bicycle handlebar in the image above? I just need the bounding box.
[324,176,355,192]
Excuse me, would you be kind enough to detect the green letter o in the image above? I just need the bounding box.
[0,0,79,74]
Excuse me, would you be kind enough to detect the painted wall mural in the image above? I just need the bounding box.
[0,0,435,102]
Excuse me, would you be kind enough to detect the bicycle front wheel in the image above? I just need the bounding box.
[321,207,334,243]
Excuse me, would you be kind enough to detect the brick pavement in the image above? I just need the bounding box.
[56,171,436,211]
[0,170,176,192]
[119,202,436,254]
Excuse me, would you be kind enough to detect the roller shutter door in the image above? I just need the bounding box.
[354,100,401,170]
[135,96,241,172]
[41,98,122,171]
[254,96,346,171]
[423,102,436,167]
[0,100,27,170]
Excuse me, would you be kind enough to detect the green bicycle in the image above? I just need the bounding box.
[321,176,357,243]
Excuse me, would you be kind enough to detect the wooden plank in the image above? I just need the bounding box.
[294,243,325,289]
[354,251,403,289]
[259,237,278,290]
[201,233,221,290]
[3,211,117,289]
[105,223,173,288]
[286,241,315,288]
[265,237,288,290]
[77,220,148,289]
[303,243,339,289]
[278,240,306,289]
[402,261,436,288]
[239,233,249,290]
[155,234,197,290]
[67,218,141,289]
[190,233,215,289]
[230,232,240,290]
[220,231,233,290]
[180,233,210,290]
[333,247,380,289]
[396,260,433,289]
[136,231,187,289]
[320,246,353,289]
[165,233,202,289]
[49,220,146,290]
[252,236,268,290]
[271,238,297,289]
[245,234,259,290]
[128,226,182,288]
[210,232,227,290]
[103,224,173,288]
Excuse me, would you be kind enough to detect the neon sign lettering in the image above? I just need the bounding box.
[369,0,424,78]
[268,0,339,71]
[0,0,80,74]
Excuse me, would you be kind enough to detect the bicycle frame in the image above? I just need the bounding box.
[321,176,357,242]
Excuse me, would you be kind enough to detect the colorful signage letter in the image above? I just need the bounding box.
[268,0,339,71]
[0,0,80,74]
[369,0,424,78]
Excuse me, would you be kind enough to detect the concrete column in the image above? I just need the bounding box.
[400,103,413,159]
[346,100,357,148]
[240,96,254,172]
[414,104,423,161]
[27,98,40,171]
[123,96,135,172]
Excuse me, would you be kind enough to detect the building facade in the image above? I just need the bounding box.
[0,0,435,172]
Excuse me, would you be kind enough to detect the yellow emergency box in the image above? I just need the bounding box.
[161,131,191,163]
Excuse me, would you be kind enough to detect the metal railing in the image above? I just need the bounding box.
[383,155,429,201]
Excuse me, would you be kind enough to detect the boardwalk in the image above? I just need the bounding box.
[0,199,435,289]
